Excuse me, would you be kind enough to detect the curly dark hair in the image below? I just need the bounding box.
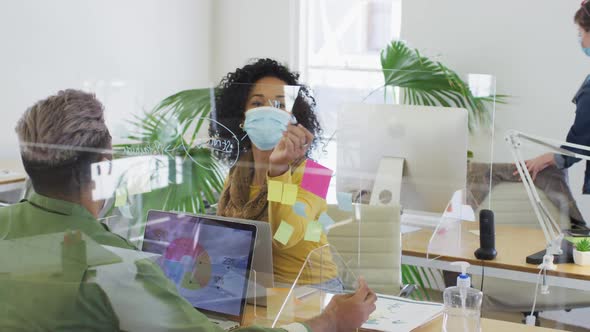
[576,2,590,32]
[209,58,322,163]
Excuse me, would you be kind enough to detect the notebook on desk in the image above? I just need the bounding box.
[142,210,257,331]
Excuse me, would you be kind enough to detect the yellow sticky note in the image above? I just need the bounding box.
[304,222,322,242]
[273,221,294,245]
[281,184,298,205]
[114,188,127,207]
[268,180,283,202]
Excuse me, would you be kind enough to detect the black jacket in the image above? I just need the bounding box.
[555,75,590,194]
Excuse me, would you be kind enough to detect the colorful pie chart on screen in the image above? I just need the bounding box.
[164,238,211,290]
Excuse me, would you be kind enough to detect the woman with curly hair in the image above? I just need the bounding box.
[211,58,340,287]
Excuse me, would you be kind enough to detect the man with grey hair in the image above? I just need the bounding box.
[0,90,376,332]
[15,89,113,218]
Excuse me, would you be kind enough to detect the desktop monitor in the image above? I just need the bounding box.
[336,103,468,214]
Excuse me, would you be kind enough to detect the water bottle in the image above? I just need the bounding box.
[442,262,483,332]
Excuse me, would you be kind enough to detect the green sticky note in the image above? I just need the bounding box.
[281,183,298,205]
[273,221,294,245]
[304,222,323,243]
[268,180,283,202]
[114,188,127,207]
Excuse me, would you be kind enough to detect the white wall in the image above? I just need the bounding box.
[402,0,584,159]
[402,0,590,217]
[0,0,212,159]
[209,0,299,83]
[6,0,588,217]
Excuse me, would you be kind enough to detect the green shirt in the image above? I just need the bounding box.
[0,193,297,332]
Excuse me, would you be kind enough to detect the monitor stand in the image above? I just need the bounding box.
[526,240,574,265]
[370,157,404,206]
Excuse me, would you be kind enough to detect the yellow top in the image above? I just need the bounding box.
[247,160,339,285]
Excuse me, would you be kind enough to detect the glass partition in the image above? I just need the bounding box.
[1,71,498,331]
[272,244,355,326]
[314,68,496,306]
[273,244,443,331]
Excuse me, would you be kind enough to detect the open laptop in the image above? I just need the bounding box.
[142,210,257,331]
[193,214,275,306]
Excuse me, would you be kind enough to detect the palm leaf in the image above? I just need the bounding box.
[381,40,508,131]
[114,88,224,216]
[402,264,432,301]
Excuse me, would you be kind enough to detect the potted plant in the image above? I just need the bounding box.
[573,239,590,266]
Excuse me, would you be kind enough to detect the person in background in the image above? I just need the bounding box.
[519,2,590,205]
[0,89,376,332]
[212,59,340,287]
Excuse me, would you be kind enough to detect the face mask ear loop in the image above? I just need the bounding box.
[240,133,248,141]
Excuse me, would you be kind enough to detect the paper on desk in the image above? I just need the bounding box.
[361,294,442,332]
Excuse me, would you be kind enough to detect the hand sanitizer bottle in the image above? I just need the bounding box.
[442,261,483,332]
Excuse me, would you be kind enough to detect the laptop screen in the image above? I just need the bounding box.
[142,210,257,322]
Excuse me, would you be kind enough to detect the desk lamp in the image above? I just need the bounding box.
[506,130,590,271]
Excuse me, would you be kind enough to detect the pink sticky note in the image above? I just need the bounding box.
[300,160,333,199]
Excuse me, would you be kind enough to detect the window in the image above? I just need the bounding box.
[302,0,402,73]
[297,0,402,202]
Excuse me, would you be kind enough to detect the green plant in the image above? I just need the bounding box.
[576,239,590,252]
[379,40,508,131]
[115,88,224,214]
[402,265,432,301]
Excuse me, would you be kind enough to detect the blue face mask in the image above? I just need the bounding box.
[580,35,590,57]
[243,106,292,151]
